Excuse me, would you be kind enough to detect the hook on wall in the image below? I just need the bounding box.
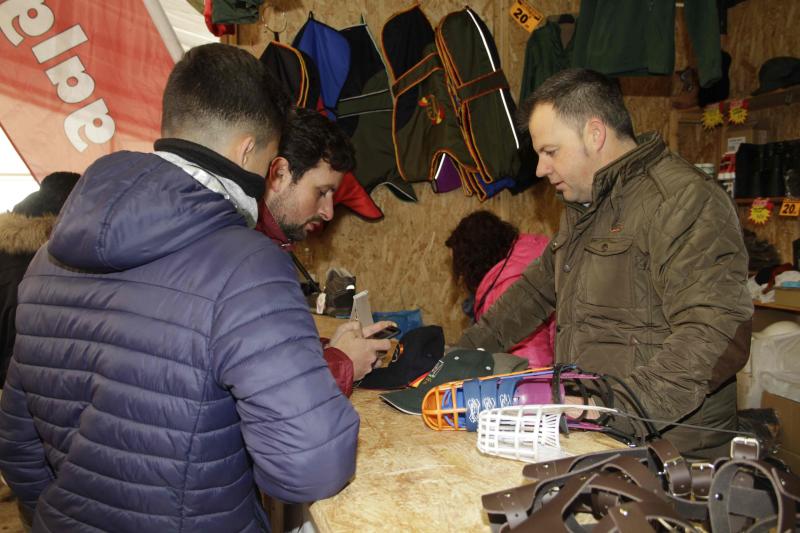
[261,4,288,41]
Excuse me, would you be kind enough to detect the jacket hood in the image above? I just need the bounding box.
[0,212,56,255]
[49,151,245,271]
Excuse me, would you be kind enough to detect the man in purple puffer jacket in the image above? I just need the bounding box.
[0,43,359,532]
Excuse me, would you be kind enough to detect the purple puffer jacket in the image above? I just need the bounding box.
[0,151,359,532]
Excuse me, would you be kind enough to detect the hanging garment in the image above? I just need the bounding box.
[292,13,351,119]
[435,6,520,200]
[571,0,722,87]
[211,0,263,24]
[519,16,575,102]
[259,41,322,110]
[259,41,383,220]
[381,5,479,195]
[336,22,416,202]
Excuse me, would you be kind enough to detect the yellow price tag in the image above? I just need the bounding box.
[509,0,544,33]
[779,198,800,217]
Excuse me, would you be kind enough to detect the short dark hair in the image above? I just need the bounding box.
[518,69,635,141]
[161,43,287,145]
[278,108,356,182]
[445,211,519,294]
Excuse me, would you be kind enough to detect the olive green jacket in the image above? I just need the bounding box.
[458,134,752,455]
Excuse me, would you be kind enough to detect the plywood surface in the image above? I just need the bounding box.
[310,389,624,533]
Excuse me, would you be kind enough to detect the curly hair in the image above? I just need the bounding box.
[445,211,519,294]
[279,108,356,182]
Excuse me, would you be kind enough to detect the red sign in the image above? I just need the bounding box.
[0,0,176,181]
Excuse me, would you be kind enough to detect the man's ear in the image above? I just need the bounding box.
[584,118,606,153]
[266,156,292,193]
[232,134,257,169]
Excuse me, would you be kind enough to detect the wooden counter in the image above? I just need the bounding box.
[309,389,626,532]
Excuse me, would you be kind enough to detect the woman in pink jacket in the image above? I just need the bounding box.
[446,211,555,367]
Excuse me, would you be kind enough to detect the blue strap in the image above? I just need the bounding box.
[497,375,525,408]
[479,378,499,413]
[462,379,482,431]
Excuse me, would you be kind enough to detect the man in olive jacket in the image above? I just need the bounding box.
[458,69,752,457]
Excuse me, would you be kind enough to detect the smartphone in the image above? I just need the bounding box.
[368,324,400,340]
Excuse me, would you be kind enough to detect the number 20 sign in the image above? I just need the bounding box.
[509,0,544,33]
[780,199,800,217]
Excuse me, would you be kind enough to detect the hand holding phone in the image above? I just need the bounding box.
[368,324,400,340]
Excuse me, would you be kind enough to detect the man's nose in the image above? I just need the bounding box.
[319,196,334,221]
[536,158,550,178]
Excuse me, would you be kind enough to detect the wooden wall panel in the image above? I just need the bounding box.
[233,0,799,342]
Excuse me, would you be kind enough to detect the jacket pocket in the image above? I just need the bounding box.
[580,237,634,307]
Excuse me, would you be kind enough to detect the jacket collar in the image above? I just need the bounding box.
[153,138,265,201]
[255,200,293,251]
[562,133,667,232]
[590,132,666,204]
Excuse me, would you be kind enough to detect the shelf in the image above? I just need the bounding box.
[754,301,800,313]
[672,85,800,117]
[734,197,786,205]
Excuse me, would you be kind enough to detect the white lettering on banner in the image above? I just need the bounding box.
[64,99,114,151]
[0,0,116,152]
[45,56,95,104]
[31,24,87,62]
[0,0,53,45]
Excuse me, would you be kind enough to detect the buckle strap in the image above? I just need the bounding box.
[390,52,442,96]
[690,462,714,499]
[648,439,692,497]
[454,69,509,105]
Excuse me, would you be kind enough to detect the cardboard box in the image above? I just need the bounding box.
[762,391,800,457]
[774,287,800,309]
[775,447,800,476]
[723,124,770,157]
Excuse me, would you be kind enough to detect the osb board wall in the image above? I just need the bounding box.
[234,0,581,342]
[671,0,800,266]
[233,1,798,341]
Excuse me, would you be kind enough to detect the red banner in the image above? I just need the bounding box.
[0,0,176,181]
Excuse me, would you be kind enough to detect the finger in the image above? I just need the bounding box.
[361,321,396,338]
[367,339,392,352]
[335,320,362,337]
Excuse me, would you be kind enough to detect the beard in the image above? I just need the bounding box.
[278,220,308,242]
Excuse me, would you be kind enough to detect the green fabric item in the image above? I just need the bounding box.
[392,43,476,183]
[211,0,263,25]
[437,8,520,186]
[337,71,413,200]
[571,0,721,87]
[519,19,572,102]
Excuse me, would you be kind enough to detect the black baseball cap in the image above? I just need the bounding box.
[359,325,445,389]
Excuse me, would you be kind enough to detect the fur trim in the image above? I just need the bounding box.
[0,212,56,255]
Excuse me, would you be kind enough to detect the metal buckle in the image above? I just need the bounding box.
[689,462,715,500]
[730,436,760,460]
[662,456,691,497]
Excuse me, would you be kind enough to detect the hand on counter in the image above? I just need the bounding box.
[329,320,394,380]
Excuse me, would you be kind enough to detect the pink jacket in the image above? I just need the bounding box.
[474,234,555,367]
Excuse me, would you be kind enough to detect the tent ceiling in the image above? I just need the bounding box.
[158,0,218,51]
